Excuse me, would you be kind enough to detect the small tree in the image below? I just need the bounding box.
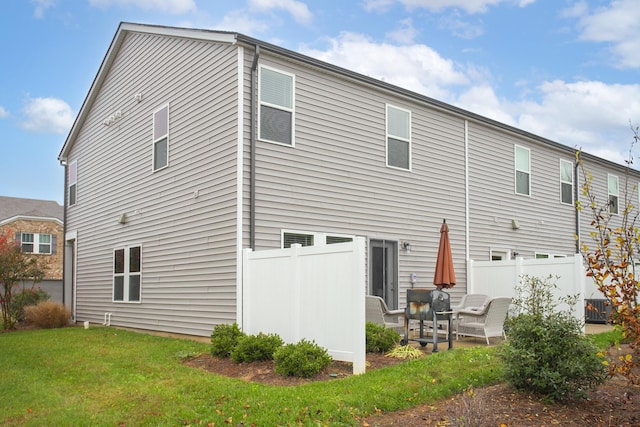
[578,125,640,383]
[0,231,45,330]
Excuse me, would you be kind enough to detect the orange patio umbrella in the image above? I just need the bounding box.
[433,219,456,289]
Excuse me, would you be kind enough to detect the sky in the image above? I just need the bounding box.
[1,0,640,205]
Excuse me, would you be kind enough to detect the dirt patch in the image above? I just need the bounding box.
[184,345,640,426]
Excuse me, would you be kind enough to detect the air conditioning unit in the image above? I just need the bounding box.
[585,299,612,324]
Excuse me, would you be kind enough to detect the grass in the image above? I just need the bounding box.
[0,326,619,426]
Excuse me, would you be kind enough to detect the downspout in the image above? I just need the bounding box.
[250,45,260,249]
[574,155,580,254]
[61,160,68,315]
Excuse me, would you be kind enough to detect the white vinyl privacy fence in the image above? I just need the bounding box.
[240,238,366,374]
[467,255,601,327]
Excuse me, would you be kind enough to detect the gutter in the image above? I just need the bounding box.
[249,45,260,249]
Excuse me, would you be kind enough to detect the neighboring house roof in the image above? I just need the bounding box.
[57,22,625,173]
[0,196,64,225]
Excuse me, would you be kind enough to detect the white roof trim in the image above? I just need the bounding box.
[0,215,64,227]
[58,22,237,162]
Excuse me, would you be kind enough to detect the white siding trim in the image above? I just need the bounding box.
[236,46,245,327]
[464,119,470,261]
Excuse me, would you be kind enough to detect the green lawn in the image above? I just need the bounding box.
[0,326,505,426]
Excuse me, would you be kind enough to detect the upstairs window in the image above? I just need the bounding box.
[153,105,169,171]
[560,159,574,205]
[386,104,411,170]
[68,160,77,206]
[113,245,142,303]
[515,145,530,195]
[608,174,619,214]
[259,66,294,146]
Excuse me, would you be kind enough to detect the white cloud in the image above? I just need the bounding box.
[499,80,640,163]
[31,0,55,19]
[215,10,270,35]
[363,0,534,14]
[300,32,469,101]
[248,0,313,24]
[20,97,74,135]
[0,106,9,119]
[385,18,418,44]
[88,0,196,14]
[573,0,640,68]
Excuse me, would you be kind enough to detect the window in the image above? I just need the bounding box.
[560,159,574,205]
[19,233,54,254]
[535,253,567,259]
[386,105,411,170]
[282,231,354,248]
[153,105,169,171]
[515,145,530,195]
[68,160,77,206]
[113,245,141,302]
[608,174,619,214]
[259,66,294,146]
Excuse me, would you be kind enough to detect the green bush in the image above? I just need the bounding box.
[210,323,245,358]
[500,275,607,402]
[24,301,70,329]
[11,287,49,322]
[274,339,333,378]
[230,332,283,363]
[366,321,400,353]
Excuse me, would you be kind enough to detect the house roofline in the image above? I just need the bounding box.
[58,22,237,162]
[1,215,64,227]
[58,22,637,176]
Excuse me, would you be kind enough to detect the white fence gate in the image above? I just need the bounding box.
[240,238,366,374]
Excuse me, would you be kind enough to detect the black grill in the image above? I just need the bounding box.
[401,289,453,352]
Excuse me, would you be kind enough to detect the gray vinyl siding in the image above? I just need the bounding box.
[467,121,577,261]
[577,156,640,254]
[249,54,468,304]
[65,32,239,336]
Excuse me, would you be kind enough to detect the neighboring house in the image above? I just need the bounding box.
[0,196,64,302]
[57,22,640,337]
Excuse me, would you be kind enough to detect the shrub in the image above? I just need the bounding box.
[24,301,70,329]
[11,287,49,322]
[210,323,245,358]
[499,275,607,401]
[274,339,332,378]
[230,332,283,363]
[366,321,400,353]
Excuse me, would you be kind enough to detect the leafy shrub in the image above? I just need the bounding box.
[11,287,49,322]
[274,339,332,378]
[210,323,245,358]
[24,301,70,329]
[500,275,607,401]
[366,321,400,353]
[231,332,283,363]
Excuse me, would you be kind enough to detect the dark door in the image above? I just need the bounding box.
[369,239,398,309]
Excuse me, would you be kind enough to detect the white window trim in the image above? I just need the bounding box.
[608,174,619,215]
[68,160,77,207]
[559,159,574,205]
[514,145,531,196]
[281,230,355,248]
[258,65,295,147]
[535,252,567,259]
[385,104,412,171]
[152,104,170,172]
[489,248,511,261]
[21,232,52,255]
[112,245,142,303]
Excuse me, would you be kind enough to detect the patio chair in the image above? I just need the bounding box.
[451,294,490,313]
[365,295,404,333]
[456,297,512,345]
